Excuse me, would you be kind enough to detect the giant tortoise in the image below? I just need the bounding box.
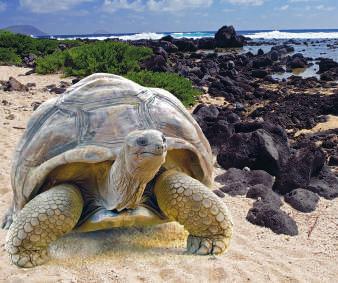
[2,73,233,267]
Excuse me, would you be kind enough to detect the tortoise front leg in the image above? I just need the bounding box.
[154,170,233,255]
[5,184,83,268]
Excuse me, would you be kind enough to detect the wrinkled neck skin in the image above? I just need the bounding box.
[100,146,164,211]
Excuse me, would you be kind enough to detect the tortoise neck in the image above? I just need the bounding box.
[102,147,158,211]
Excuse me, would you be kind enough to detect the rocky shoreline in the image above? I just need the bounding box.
[1,26,337,236]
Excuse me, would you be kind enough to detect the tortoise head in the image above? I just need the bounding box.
[123,129,167,176]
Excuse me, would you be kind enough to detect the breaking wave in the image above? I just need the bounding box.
[245,30,338,39]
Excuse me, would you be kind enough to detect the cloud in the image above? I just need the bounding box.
[279,4,289,11]
[19,0,93,13]
[304,4,335,12]
[315,5,335,12]
[147,0,213,12]
[222,0,265,6]
[102,0,144,13]
[102,0,213,13]
[288,0,317,2]
[0,1,6,12]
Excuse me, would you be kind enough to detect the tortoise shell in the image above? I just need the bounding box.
[11,73,213,211]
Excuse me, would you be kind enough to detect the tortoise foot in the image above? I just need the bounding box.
[5,184,83,268]
[186,235,229,255]
[9,248,48,268]
[154,170,233,256]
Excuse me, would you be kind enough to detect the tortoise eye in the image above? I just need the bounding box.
[137,137,148,146]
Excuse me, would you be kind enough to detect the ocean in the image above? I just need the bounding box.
[37,29,338,80]
[37,28,338,60]
[37,29,338,41]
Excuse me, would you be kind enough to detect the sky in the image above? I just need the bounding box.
[0,0,337,34]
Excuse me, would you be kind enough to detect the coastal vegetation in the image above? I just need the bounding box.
[0,31,81,59]
[36,41,152,76]
[126,71,200,106]
[0,47,22,65]
[0,30,201,105]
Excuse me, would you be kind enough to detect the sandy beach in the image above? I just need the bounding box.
[0,66,337,282]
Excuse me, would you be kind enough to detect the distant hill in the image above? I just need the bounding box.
[1,25,47,36]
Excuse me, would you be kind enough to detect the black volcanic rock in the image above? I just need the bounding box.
[217,127,290,176]
[23,54,37,68]
[214,25,245,48]
[284,188,319,213]
[3,77,28,92]
[198,37,216,50]
[250,93,338,130]
[154,47,168,59]
[287,53,308,69]
[271,44,295,54]
[208,75,255,102]
[172,39,197,52]
[193,104,219,120]
[141,54,168,72]
[49,87,66,94]
[192,104,238,147]
[251,69,268,78]
[246,200,298,236]
[320,67,338,81]
[251,56,273,68]
[287,76,319,88]
[269,50,279,61]
[307,165,338,200]
[246,184,282,207]
[204,120,234,147]
[215,168,274,196]
[317,58,338,73]
[257,48,264,56]
[31,101,42,111]
[329,155,338,166]
[201,60,220,77]
[161,35,174,42]
[158,40,179,53]
[274,144,325,194]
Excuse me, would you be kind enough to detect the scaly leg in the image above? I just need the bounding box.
[154,170,233,255]
[5,184,83,267]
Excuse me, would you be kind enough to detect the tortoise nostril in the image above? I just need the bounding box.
[155,143,166,154]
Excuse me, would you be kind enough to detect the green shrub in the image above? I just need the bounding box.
[0,31,36,58]
[126,71,201,106]
[0,31,82,59]
[0,47,22,65]
[35,51,66,74]
[36,41,153,76]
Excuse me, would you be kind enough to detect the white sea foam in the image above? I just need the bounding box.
[246,30,338,39]
[115,32,165,40]
[54,30,338,41]
[57,32,165,41]
[172,32,213,39]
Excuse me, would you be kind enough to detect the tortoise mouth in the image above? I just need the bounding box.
[139,151,166,157]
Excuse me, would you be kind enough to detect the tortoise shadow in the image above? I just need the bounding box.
[49,223,188,260]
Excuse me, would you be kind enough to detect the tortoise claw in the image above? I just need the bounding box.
[186,235,227,255]
[1,210,13,230]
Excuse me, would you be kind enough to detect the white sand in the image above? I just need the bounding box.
[0,66,337,282]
